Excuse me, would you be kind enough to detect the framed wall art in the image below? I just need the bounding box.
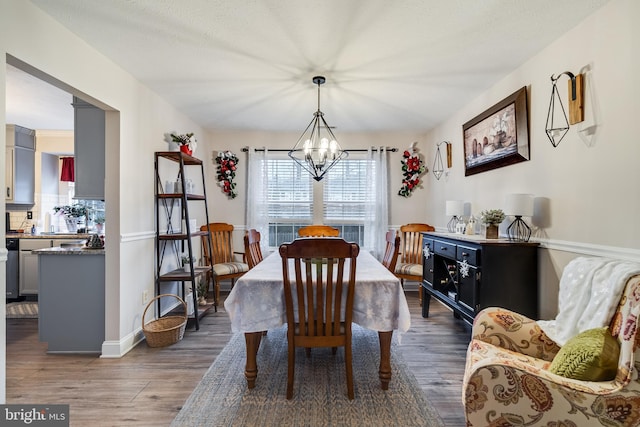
[463,86,530,176]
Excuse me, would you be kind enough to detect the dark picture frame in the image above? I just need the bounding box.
[463,86,530,176]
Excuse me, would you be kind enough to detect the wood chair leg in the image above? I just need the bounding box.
[419,285,423,306]
[287,342,295,399]
[214,279,220,310]
[345,341,354,400]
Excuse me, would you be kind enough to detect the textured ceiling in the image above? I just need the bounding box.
[7,0,609,132]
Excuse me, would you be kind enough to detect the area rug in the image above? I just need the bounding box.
[171,325,444,427]
[6,301,38,318]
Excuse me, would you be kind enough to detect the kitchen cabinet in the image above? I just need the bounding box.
[421,232,539,325]
[19,237,86,295]
[5,124,35,207]
[72,97,105,200]
[20,239,52,295]
[37,249,105,353]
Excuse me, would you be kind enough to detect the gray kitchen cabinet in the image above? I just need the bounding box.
[5,124,35,207]
[19,239,52,295]
[18,237,86,295]
[37,250,105,352]
[72,97,105,200]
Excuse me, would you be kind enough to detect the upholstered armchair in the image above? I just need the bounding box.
[463,272,640,426]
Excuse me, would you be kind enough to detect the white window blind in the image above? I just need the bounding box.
[266,159,313,221]
[323,159,373,223]
[264,157,372,247]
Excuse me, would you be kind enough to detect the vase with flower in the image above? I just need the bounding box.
[480,209,505,239]
[171,132,198,156]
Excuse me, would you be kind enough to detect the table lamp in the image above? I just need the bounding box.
[446,200,465,233]
[505,194,534,242]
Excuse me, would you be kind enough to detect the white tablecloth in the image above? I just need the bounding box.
[224,250,411,335]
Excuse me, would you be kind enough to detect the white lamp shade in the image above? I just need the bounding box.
[445,200,465,216]
[505,194,534,217]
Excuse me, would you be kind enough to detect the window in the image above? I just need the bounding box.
[265,156,374,248]
[267,159,312,246]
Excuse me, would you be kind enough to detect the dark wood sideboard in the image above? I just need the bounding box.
[421,232,539,325]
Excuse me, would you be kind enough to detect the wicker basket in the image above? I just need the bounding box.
[142,294,187,348]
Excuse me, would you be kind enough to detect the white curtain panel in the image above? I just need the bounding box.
[245,147,270,253]
[364,147,389,259]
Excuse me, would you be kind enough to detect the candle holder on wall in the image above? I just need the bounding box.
[545,71,584,147]
[433,141,452,180]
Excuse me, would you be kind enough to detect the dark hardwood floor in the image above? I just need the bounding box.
[5,290,470,426]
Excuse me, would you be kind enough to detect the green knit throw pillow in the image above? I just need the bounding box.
[549,327,620,381]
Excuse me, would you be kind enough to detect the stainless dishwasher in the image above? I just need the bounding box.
[6,238,19,299]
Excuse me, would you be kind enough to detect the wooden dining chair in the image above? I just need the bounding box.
[297,224,340,237]
[200,223,249,308]
[394,223,435,306]
[279,238,360,400]
[244,229,263,269]
[382,230,401,273]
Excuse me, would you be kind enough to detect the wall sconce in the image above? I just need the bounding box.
[505,193,534,242]
[445,200,464,233]
[433,141,452,180]
[545,71,584,147]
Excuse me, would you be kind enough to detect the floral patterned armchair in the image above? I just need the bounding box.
[463,274,640,426]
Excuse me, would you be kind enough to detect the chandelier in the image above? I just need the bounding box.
[289,76,347,181]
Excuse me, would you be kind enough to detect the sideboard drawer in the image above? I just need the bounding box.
[433,239,456,258]
[457,245,480,266]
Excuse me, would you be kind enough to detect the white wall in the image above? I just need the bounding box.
[1,0,207,401]
[423,0,640,318]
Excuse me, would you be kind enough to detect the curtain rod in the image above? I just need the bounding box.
[241,147,398,153]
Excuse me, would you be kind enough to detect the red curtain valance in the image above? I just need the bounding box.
[60,157,75,182]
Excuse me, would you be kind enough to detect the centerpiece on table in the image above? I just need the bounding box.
[53,204,88,233]
[480,209,505,239]
[171,132,198,156]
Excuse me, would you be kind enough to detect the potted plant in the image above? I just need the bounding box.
[480,209,505,239]
[93,212,105,233]
[197,278,209,305]
[181,254,194,272]
[53,204,88,233]
[171,132,197,156]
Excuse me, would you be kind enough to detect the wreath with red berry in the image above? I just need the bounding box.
[398,143,427,198]
[216,151,239,199]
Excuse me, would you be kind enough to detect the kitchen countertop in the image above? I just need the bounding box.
[7,232,93,239]
[33,246,105,255]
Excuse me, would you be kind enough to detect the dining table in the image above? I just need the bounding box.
[223,248,411,390]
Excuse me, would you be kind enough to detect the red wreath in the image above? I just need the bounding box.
[398,144,426,197]
[216,151,239,199]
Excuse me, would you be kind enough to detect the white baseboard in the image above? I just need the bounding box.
[100,327,145,358]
